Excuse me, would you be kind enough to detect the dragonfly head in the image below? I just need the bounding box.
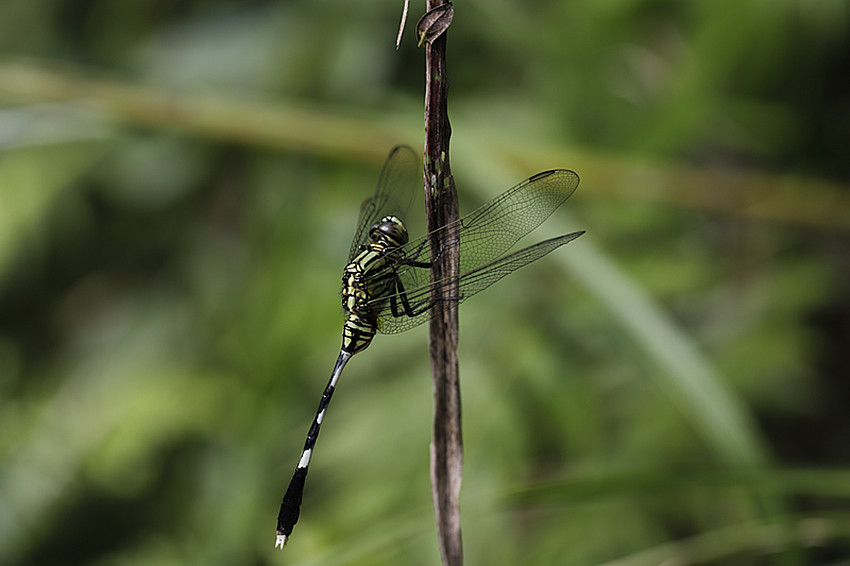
[369,216,409,249]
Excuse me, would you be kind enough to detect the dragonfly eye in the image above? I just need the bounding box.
[370,216,409,248]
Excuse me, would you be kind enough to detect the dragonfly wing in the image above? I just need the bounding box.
[451,230,584,301]
[348,146,422,262]
[375,231,584,334]
[455,170,579,273]
[401,169,579,274]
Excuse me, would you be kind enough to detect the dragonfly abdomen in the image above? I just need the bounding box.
[341,313,377,354]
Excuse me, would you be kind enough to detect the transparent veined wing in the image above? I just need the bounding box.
[441,169,579,273]
[348,146,422,262]
[372,169,579,333]
[370,169,581,333]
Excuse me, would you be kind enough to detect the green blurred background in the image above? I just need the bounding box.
[1,1,849,565]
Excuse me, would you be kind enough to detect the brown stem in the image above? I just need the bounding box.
[421,2,462,565]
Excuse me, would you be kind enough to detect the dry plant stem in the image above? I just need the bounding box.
[422,3,463,566]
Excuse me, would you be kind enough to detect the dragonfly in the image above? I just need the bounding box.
[275,145,583,548]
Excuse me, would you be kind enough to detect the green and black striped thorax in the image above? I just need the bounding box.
[340,215,409,354]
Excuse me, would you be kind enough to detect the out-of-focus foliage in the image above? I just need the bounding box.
[1,1,849,565]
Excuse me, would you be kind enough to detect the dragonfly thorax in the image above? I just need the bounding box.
[368,216,408,249]
[340,217,407,354]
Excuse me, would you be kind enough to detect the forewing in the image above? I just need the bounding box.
[454,170,579,273]
[400,169,579,275]
[348,146,422,261]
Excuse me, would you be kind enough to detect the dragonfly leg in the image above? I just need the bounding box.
[390,274,417,318]
[403,235,431,265]
[431,235,460,263]
[386,236,461,319]
[390,274,462,318]
[385,235,461,319]
[398,236,463,316]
